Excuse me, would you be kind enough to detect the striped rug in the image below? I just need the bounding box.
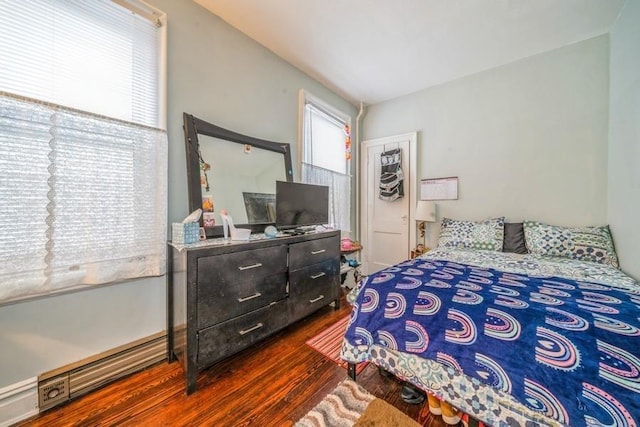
[306,316,367,375]
[295,379,420,427]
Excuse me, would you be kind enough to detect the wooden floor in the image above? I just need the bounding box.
[18,292,457,427]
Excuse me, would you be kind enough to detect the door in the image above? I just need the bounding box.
[361,133,417,274]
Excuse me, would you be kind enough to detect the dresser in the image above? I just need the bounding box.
[167,230,340,394]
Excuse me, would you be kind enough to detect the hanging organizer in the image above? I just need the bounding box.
[379,147,404,201]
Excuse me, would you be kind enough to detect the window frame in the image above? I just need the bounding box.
[298,89,352,232]
[298,90,352,178]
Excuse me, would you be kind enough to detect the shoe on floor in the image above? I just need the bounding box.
[441,401,462,424]
[427,394,442,415]
[400,383,425,405]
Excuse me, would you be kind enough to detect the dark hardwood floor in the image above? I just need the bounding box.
[17,292,457,427]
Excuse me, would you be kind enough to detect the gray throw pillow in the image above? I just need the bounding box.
[503,222,528,254]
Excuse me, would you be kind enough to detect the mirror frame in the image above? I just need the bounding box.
[183,112,294,237]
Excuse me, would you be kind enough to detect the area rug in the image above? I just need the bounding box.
[295,378,420,427]
[306,316,367,375]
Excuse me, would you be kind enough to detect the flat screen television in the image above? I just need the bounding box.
[276,181,329,230]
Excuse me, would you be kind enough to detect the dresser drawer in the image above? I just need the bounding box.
[197,301,287,368]
[289,278,338,321]
[289,259,339,296]
[289,236,339,270]
[198,245,287,286]
[196,272,287,329]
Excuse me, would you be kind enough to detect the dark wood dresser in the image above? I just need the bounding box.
[167,230,340,394]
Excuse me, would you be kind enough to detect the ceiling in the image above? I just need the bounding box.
[195,0,625,105]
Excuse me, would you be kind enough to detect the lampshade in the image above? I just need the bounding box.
[415,201,436,222]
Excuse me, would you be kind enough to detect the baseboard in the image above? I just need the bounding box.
[0,377,38,427]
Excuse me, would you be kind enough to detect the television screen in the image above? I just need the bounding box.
[276,181,329,229]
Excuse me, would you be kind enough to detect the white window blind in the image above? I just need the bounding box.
[303,103,348,175]
[300,91,351,232]
[0,0,167,304]
[0,0,161,127]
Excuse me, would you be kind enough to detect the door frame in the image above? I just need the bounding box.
[360,132,418,270]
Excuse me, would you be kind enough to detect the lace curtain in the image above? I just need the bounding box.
[302,162,351,232]
[0,94,167,304]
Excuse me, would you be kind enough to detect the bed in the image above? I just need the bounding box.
[340,219,640,427]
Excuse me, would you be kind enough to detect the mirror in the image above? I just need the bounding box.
[183,113,293,237]
[200,135,286,224]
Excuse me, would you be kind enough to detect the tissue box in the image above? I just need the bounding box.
[172,222,200,244]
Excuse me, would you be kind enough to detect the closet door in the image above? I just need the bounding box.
[361,132,417,274]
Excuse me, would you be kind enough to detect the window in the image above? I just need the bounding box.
[0,0,167,304]
[300,91,351,232]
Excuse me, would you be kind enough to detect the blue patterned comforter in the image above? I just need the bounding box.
[341,249,640,427]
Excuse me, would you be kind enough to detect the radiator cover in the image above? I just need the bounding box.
[37,332,166,411]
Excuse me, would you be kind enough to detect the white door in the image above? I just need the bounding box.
[361,133,417,274]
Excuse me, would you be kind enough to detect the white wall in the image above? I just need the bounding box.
[0,0,355,390]
[608,1,640,280]
[363,35,610,247]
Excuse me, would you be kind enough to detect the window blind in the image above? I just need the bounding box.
[0,0,167,304]
[303,103,348,175]
[0,0,162,128]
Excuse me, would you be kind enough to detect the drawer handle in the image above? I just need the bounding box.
[311,249,326,255]
[238,263,263,271]
[310,272,326,279]
[309,295,325,304]
[239,323,263,336]
[237,292,262,303]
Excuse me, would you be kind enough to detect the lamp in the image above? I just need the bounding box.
[415,200,436,240]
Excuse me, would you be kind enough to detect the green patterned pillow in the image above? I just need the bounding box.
[437,217,505,251]
[523,221,619,268]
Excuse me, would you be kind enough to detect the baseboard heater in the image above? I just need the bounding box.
[37,332,167,411]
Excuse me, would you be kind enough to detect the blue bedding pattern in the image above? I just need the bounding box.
[342,257,640,426]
